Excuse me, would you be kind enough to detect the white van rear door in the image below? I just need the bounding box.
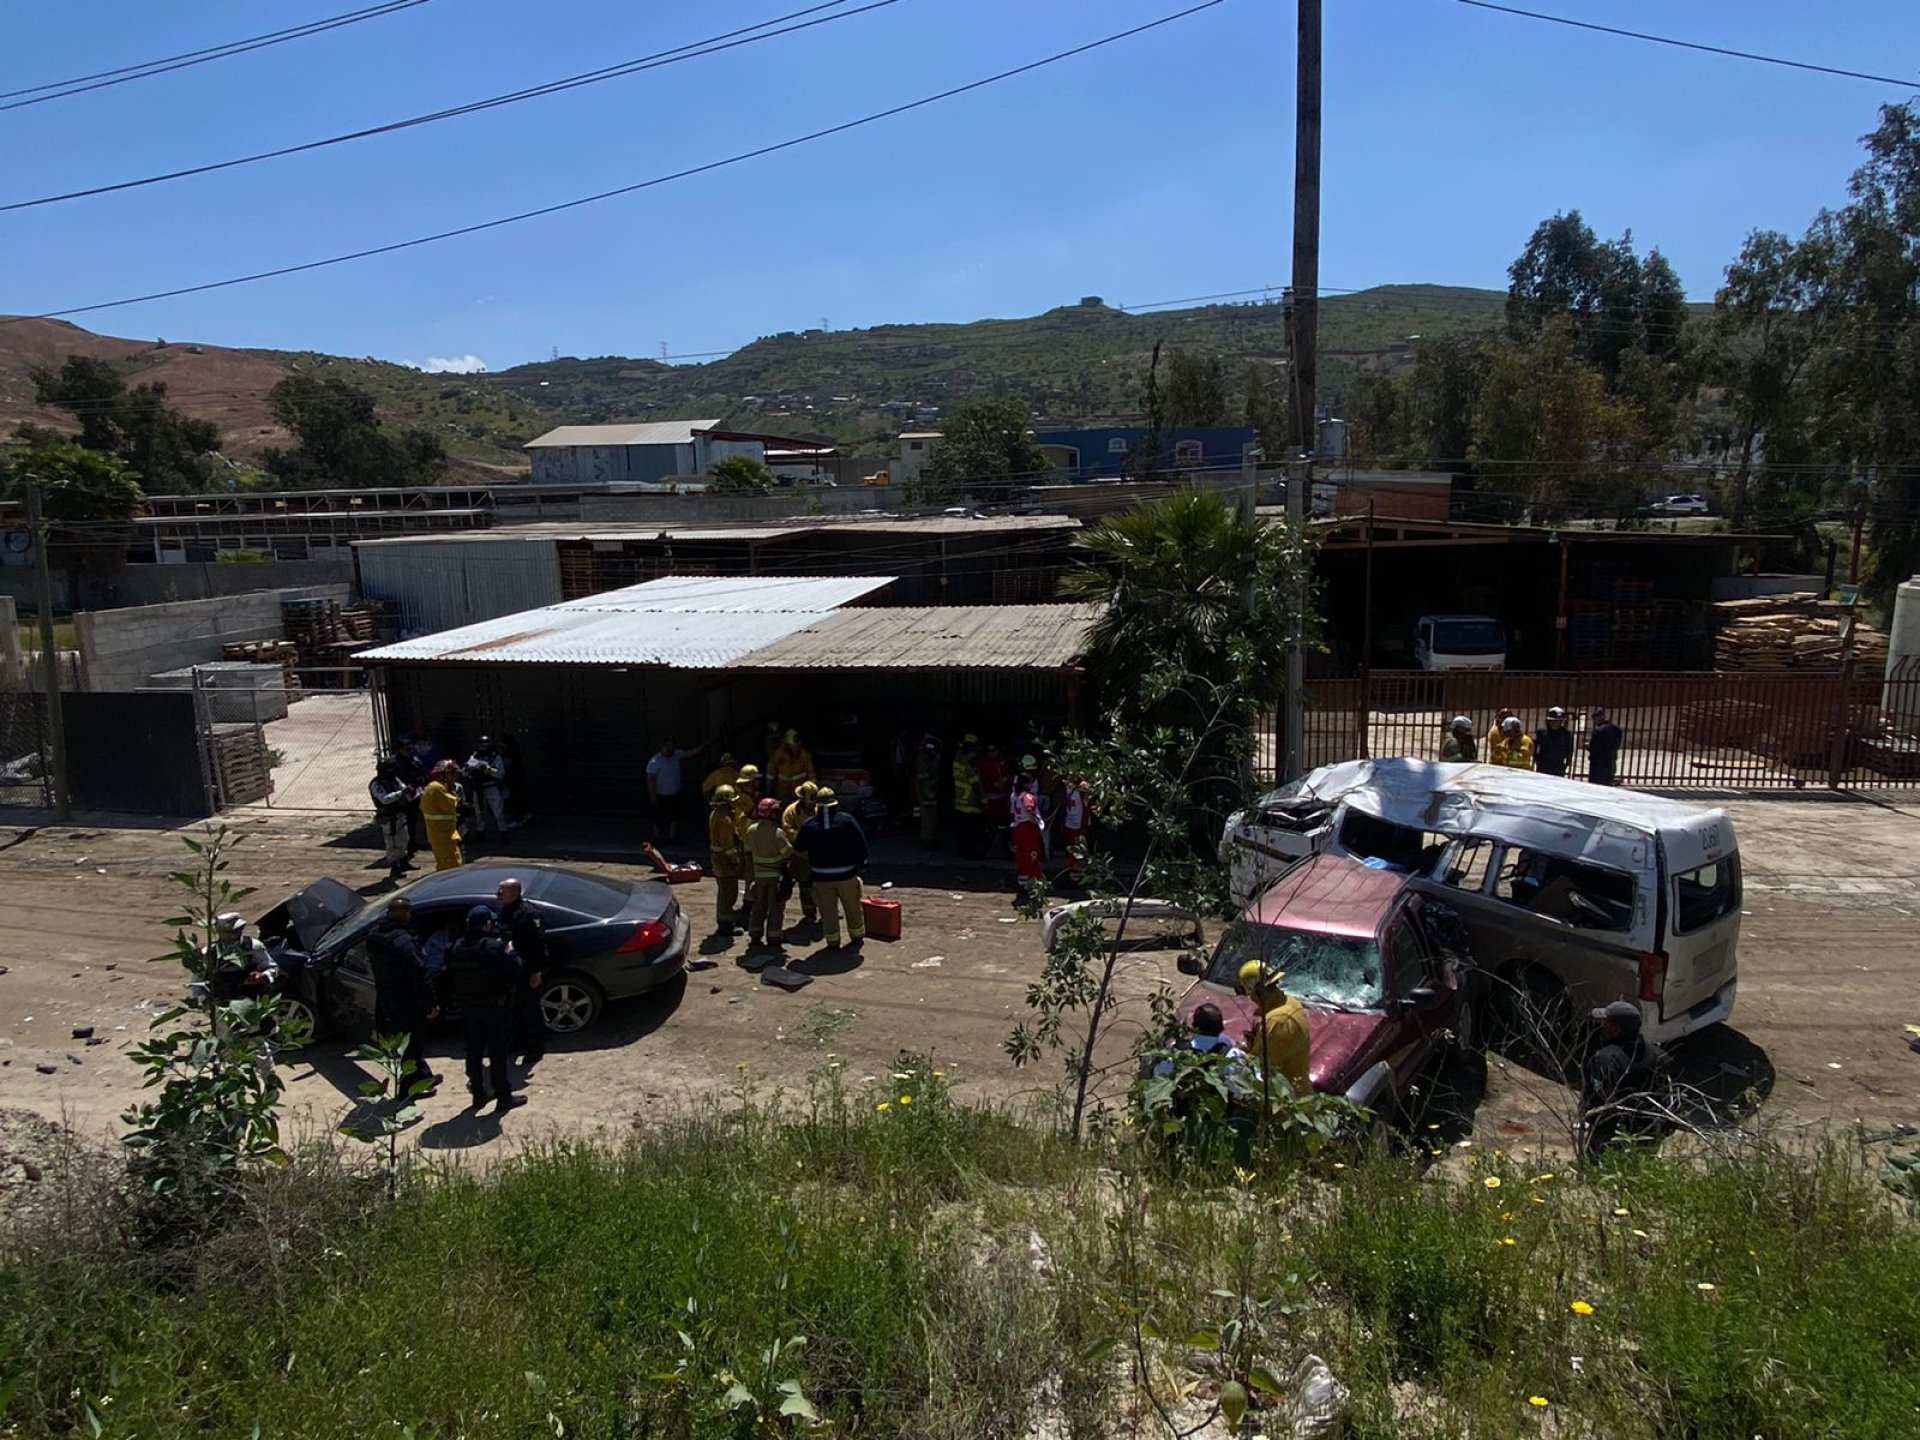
[1656,818,1741,1021]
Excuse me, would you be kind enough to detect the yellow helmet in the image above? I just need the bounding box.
[736,764,761,783]
[711,784,737,803]
[795,781,819,803]
[1238,960,1286,996]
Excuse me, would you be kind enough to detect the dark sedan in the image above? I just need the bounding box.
[256,863,690,1040]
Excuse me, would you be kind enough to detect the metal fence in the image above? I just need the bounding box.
[1301,661,1920,791]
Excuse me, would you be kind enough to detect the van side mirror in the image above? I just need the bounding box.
[1176,953,1205,977]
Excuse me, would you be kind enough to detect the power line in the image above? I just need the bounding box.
[0,0,430,113]
[13,0,1230,325]
[1454,0,1920,90]
[1,0,894,213]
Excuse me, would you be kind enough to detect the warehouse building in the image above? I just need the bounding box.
[357,575,1098,817]
[353,513,1082,634]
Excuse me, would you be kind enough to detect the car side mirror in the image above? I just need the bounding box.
[1176,953,1205,977]
[1401,985,1443,1012]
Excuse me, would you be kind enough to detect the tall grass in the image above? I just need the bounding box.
[5,1074,1920,1439]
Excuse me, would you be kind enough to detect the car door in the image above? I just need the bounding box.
[1378,911,1442,1079]
[321,937,377,1035]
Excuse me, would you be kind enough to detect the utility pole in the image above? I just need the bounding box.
[1290,0,1322,461]
[1281,0,1321,781]
[25,482,70,820]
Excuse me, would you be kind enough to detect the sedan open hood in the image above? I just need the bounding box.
[255,877,362,952]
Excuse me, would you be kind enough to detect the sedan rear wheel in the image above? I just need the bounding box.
[274,995,319,1050]
[537,974,604,1035]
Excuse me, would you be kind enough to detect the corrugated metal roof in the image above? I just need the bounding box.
[732,604,1100,670]
[356,574,895,667]
[524,421,722,449]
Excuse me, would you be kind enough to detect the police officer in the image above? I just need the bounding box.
[1534,706,1575,778]
[1581,1000,1671,1158]
[369,758,415,881]
[494,876,548,1067]
[445,905,523,1112]
[366,896,439,1089]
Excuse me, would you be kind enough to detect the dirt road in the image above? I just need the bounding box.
[0,796,1916,1157]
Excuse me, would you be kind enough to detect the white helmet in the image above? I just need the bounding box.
[214,912,245,935]
[1449,715,1473,734]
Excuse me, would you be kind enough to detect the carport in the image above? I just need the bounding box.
[357,575,1098,818]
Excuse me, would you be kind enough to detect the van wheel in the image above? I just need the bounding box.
[1516,968,1574,1080]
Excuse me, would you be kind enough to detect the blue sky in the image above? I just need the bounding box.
[4,0,1917,370]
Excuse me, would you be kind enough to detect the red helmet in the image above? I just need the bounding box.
[756,797,781,819]
[432,759,459,779]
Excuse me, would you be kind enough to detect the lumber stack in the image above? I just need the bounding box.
[209,722,272,806]
[1712,594,1891,671]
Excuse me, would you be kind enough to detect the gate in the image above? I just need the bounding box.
[1301,660,1920,792]
[156,665,384,813]
[0,691,50,808]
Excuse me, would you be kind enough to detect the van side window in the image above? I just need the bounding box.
[1444,840,1494,892]
[1340,812,1446,874]
[1497,849,1635,932]
[1674,856,1740,934]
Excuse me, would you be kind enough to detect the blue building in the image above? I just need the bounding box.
[1030,426,1258,483]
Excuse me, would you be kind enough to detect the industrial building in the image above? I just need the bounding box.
[523,421,834,487]
[357,575,1098,817]
[353,514,1083,635]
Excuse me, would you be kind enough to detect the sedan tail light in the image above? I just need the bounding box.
[1637,951,1668,1004]
[617,919,671,954]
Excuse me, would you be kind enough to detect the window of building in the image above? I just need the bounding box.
[1107,437,1130,454]
[1173,439,1205,467]
[908,440,924,452]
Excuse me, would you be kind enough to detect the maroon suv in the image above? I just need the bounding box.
[1176,852,1476,1112]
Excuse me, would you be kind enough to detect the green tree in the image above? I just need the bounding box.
[1342,367,1406,464]
[30,355,223,492]
[263,375,447,489]
[0,437,143,521]
[917,397,1047,504]
[1240,360,1287,448]
[1401,334,1491,469]
[1507,211,1689,379]
[1472,321,1646,523]
[1163,350,1230,427]
[705,453,776,494]
[1702,227,1843,527]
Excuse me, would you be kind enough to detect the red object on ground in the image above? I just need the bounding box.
[861,896,902,940]
[640,844,704,884]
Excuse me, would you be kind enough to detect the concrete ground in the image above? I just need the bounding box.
[0,793,1916,1161]
[254,691,376,811]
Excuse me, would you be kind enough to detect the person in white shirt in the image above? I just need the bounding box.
[645,736,709,843]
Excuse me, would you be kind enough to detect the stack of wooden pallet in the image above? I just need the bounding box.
[220,639,299,665]
[338,600,397,644]
[209,723,272,806]
[1712,595,1892,671]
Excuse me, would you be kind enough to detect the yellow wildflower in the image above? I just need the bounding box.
[1570,1300,1595,1316]
[1497,1237,1517,1247]
[1484,1176,1502,1190]
[1533,1173,1555,1184]
[875,1102,891,1113]
[899,1094,913,1105]
[1528,1395,1550,1409]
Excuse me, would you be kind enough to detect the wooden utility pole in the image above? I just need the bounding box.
[1290,0,1322,459]
[25,482,70,820]
[1281,0,1321,781]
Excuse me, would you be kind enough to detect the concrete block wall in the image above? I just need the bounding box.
[75,585,350,693]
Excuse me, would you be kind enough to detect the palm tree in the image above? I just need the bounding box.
[1062,489,1308,726]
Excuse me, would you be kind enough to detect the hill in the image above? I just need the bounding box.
[2,285,1520,481]
[0,318,544,478]
[481,283,1515,453]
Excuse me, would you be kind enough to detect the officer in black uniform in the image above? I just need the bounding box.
[392,736,429,854]
[366,896,439,1090]
[445,905,524,1113]
[1580,1000,1671,1158]
[494,876,549,1066]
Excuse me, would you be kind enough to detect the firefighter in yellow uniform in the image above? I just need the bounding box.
[707,783,744,935]
[780,781,820,928]
[768,729,817,803]
[701,752,742,800]
[1487,715,1535,769]
[419,759,465,871]
[732,763,763,833]
[1239,960,1311,1099]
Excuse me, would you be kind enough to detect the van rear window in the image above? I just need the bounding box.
[1673,856,1740,934]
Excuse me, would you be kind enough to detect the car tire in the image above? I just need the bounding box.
[275,994,320,1050]
[536,973,604,1035]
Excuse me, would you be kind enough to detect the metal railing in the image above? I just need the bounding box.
[1299,660,1920,792]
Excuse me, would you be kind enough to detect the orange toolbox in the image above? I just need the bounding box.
[860,896,902,940]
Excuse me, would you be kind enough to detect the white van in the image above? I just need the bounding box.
[1222,759,1740,1043]
[1412,614,1507,671]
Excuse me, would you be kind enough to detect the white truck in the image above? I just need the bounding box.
[1411,614,1507,671]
